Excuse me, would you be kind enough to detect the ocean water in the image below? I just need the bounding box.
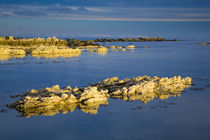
[0,22,210,140]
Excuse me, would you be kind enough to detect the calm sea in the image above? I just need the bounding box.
[0,21,210,140]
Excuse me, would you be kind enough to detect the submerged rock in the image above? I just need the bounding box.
[7,76,192,117]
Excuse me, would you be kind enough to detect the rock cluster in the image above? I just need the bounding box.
[31,46,81,58]
[7,76,192,117]
[67,39,100,48]
[0,36,67,47]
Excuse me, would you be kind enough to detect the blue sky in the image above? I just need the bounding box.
[0,0,210,37]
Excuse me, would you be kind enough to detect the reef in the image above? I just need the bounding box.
[31,46,81,58]
[7,76,192,117]
[67,39,100,49]
[94,37,178,42]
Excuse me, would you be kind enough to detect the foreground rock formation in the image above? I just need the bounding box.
[7,76,192,117]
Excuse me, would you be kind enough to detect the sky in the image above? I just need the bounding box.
[0,0,210,37]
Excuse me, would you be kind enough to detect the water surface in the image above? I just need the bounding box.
[0,38,210,139]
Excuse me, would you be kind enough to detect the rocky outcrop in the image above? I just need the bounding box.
[67,39,100,48]
[7,76,192,117]
[31,46,81,58]
[94,37,178,42]
[0,36,67,47]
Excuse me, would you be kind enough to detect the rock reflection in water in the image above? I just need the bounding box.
[0,47,26,61]
[0,55,25,61]
[7,76,192,117]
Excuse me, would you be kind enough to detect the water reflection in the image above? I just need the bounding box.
[31,53,81,58]
[0,55,25,61]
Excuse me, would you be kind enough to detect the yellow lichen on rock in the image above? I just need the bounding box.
[7,75,192,117]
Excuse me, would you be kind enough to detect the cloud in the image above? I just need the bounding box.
[77,7,89,12]
[45,4,75,13]
[14,10,47,16]
[0,4,210,21]
[1,0,210,7]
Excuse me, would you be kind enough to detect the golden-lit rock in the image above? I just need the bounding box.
[8,75,192,117]
[126,45,135,48]
[31,46,81,58]
[121,49,127,51]
[96,47,108,54]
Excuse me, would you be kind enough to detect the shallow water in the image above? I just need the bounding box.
[0,40,210,140]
